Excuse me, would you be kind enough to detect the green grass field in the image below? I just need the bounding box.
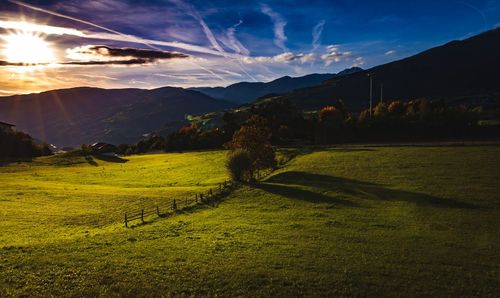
[1,146,499,296]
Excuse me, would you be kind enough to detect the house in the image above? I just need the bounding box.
[89,142,117,155]
[0,121,15,132]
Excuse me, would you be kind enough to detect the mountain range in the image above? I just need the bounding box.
[190,67,362,103]
[0,87,232,147]
[271,28,500,111]
[0,28,498,147]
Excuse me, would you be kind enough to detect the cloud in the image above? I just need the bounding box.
[62,59,154,65]
[352,57,365,67]
[312,20,326,52]
[457,1,488,31]
[169,0,225,54]
[260,3,288,52]
[79,74,118,80]
[2,4,240,58]
[0,60,24,66]
[0,20,85,37]
[71,45,189,60]
[243,52,315,64]
[321,45,353,66]
[65,45,189,65]
[384,50,396,55]
[168,0,257,81]
[224,20,250,56]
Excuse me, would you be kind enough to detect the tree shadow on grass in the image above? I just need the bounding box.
[84,155,98,166]
[324,147,375,153]
[0,158,33,166]
[253,182,361,207]
[258,171,478,209]
[92,154,128,163]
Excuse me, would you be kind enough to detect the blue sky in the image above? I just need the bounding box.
[0,0,499,94]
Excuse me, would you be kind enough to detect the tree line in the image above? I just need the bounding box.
[0,129,52,158]
[116,97,497,156]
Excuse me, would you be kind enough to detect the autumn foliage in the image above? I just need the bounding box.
[226,115,276,181]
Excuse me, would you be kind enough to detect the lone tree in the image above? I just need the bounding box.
[226,115,276,181]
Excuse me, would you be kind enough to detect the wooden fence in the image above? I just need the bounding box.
[124,180,233,227]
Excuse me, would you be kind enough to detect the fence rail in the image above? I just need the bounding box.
[124,180,233,227]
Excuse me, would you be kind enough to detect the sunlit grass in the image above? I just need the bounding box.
[1,146,499,296]
[0,151,229,246]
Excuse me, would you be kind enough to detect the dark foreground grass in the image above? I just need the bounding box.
[1,146,499,296]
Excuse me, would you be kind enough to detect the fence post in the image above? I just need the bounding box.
[124,213,128,228]
[141,209,144,223]
[195,194,198,203]
[156,206,160,216]
[200,193,204,202]
[172,198,177,210]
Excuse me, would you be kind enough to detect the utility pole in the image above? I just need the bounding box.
[380,83,384,104]
[368,73,373,116]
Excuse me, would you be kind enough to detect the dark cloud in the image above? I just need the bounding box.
[0,46,190,67]
[76,45,189,61]
[63,45,190,66]
[0,60,24,66]
[62,59,153,65]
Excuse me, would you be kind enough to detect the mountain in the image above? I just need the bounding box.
[0,87,232,147]
[272,28,500,111]
[190,67,362,103]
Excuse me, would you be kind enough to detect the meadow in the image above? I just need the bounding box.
[1,146,499,296]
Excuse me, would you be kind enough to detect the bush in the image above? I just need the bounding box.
[226,115,276,179]
[226,149,253,182]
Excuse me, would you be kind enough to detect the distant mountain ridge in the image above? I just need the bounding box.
[1,29,498,147]
[190,67,362,103]
[272,28,500,111]
[0,87,232,147]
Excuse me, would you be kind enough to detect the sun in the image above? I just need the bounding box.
[2,31,55,64]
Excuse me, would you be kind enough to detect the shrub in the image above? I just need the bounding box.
[226,149,253,182]
[226,115,276,178]
[319,105,344,129]
[388,101,404,115]
[374,102,388,118]
[357,110,371,126]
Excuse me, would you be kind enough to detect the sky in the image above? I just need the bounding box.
[0,0,499,95]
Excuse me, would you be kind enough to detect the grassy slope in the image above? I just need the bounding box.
[0,151,228,247]
[1,147,499,296]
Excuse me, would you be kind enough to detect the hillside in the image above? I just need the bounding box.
[191,68,362,103]
[273,28,500,111]
[1,146,499,295]
[0,87,232,147]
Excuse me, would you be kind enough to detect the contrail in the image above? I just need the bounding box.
[226,20,250,56]
[260,3,288,52]
[7,0,229,83]
[312,20,325,52]
[169,0,256,82]
[7,0,240,58]
[456,1,488,31]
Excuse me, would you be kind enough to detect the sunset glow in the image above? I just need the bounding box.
[2,31,55,64]
[0,0,498,96]
[0,1,499,296]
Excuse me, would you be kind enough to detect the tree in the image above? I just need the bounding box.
[319,105,344,128]
[226,115,276,181]
[226,149,252,182]
[0,129,52,158]
[373,102,388,118]
[388,101,404,115]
